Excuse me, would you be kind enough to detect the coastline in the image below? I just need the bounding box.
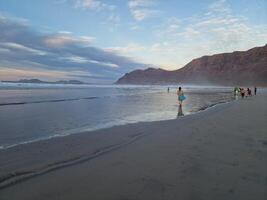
[0,93,266,199]
[0,92,234,150]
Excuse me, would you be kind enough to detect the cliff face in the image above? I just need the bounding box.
[116,45,267,86]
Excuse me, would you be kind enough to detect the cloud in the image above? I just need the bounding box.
[0,42,46,55]
[128,0,155,9]
[128,0,159,21]
[105,43,147,54]
[0,14,146,82]
[44,33,94,48]
[208,0,230,14]
[62,55,119,68]
[74,0,115,11]
[72,0,120,31]
[149,0,267,69]
[62,55,90,63]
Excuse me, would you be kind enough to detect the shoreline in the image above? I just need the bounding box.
[0,96,234,150]
[0,95,236,189]
[0,93,266,199]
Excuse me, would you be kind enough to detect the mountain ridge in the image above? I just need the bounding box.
[116,45,267,86]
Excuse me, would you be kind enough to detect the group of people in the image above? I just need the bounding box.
[169,86,258,117]
[234,87,257,99]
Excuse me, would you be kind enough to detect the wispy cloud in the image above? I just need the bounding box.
[72,0,120,31]
[0,42,47,55]
[105,43,147,54]
[44,33,94,48]
[128,0,159,21]
[146,0,267,68]
[62,55,119,68]
[74,0,115,11]
[0,14,146,82]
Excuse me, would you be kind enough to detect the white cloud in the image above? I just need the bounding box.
[105,43,147,54]
[89,60,119,68]
[131,9,158,21]
[208,0,230,14]
[44,33,94,48]
[0,14,146,83]
[195,16,240,28]
[73,0,120,30]
[148,0,267,69]
[128,0,159,21]
[1,42,46,55]
[63,56,89,63]
[62,55,119,68]
[177,27,200,39]
[128,0,151,8]
[75,0,102,10]
[74,0,116,11]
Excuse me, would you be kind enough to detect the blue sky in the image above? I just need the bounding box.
[0,0,266,83]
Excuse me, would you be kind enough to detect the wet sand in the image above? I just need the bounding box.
[0,93,266,200]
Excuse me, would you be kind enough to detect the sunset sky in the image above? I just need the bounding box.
[0,0,266,83]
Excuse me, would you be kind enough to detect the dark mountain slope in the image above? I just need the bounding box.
[116,45,267,86]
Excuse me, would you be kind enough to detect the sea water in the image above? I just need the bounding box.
[0,82,234,149]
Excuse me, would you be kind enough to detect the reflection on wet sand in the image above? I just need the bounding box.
[177,104,184,117]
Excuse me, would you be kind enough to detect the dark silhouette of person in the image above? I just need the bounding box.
[177,104,184,117]
[177,87,185,105]
[247,88,251,96]
[241,88,245,98]
[254,87,257,95]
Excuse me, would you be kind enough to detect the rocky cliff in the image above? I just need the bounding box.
[116,45,267,86]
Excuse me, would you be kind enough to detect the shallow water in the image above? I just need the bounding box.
[0,83,234,149]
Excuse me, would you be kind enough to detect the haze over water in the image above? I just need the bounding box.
[0,83,234,149]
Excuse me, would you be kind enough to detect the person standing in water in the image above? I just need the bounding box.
[177,104,184,117]
[177,87,185,105]
[254,87,257,95]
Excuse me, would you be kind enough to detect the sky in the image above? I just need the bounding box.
[0,0,266,83]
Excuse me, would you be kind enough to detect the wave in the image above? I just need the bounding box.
[0,96,235,150]
[0,96,99,106]
[0,90,167,107]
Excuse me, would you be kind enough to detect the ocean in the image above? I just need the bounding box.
[0,82,234,149]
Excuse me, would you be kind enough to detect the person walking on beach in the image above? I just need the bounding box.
[247,88,252,96]
[177,87,185,105]
[234,87,238,96]
[234,87,239,100]
[241,88,245,98]
[254,87,257,95]
[177,104,184,117]
[167,87,170,93]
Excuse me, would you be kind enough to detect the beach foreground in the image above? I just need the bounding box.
[0,94,266,200]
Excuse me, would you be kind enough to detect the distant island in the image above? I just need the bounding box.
[1,79,86,85]
[116,44,267,86]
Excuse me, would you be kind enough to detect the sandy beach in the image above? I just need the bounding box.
[0,93,266,200]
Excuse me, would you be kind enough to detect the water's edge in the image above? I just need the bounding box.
[0,97,235,150]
